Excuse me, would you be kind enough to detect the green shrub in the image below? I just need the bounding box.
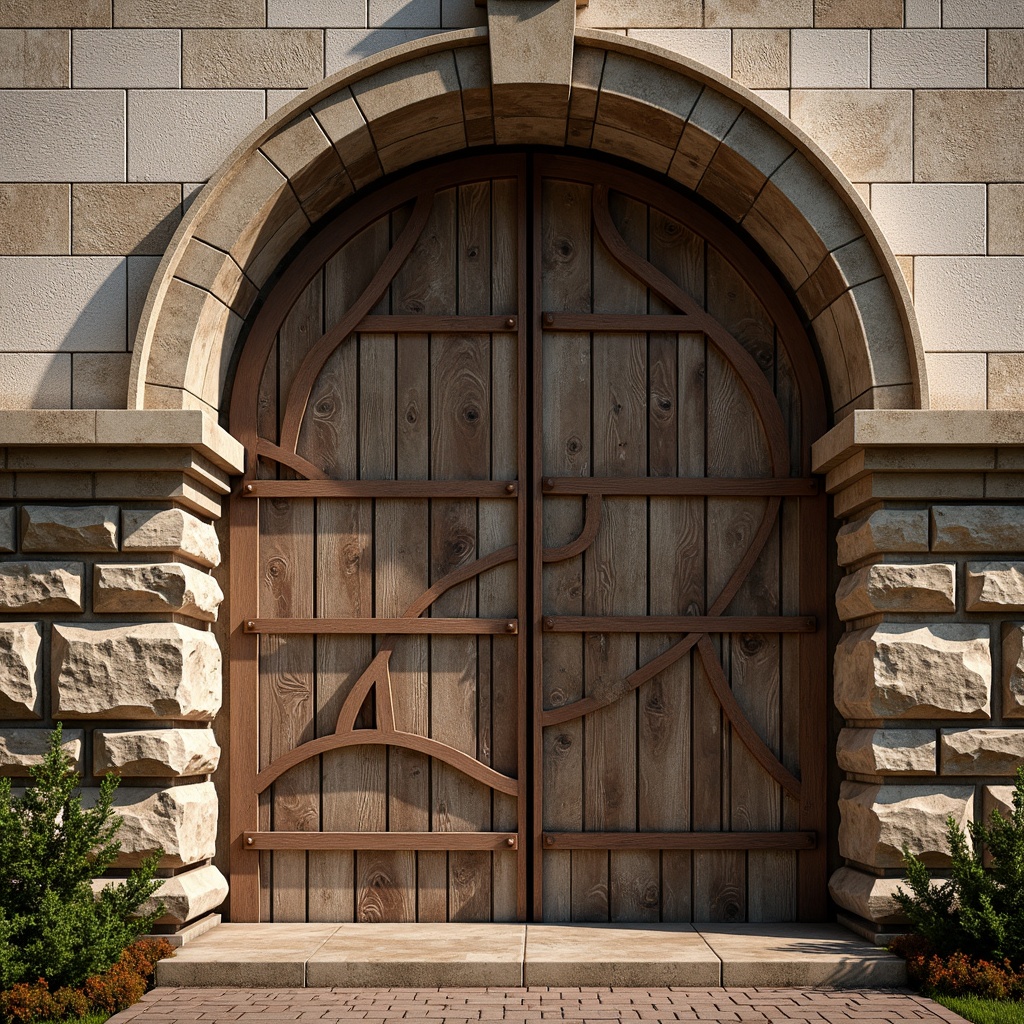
[0,726,164,990]
[894,765,1024,968]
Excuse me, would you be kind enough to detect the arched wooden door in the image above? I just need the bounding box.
[229,151,828,924]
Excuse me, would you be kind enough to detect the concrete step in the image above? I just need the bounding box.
[155,922,907,989]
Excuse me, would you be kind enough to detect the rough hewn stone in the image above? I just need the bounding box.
[94,563,223,621]
[965,562,1024,611]
[932,505,1024,552]
[20,505,118,552]
[0,624,42,720]
[93,863,228,924]
[835,624,991,720]
[837,728,936,776]
[835,563,955,621]
[1003,625,1024,719]
[0,727,83,775]
[0,507,15,552]
[984,785,1014,822]
[52,623,221,720]
[84,782,218,867]
[0,562,83,612]
[941,729,1024,776]
[828,866,908,924]
[95,728,220,777]
[122,508,221,568]
[839,782,974,867]
[836,509,929,566]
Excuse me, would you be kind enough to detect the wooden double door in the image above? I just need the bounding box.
[229,152,828,924]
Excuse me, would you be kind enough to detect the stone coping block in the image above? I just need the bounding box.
[52,622,222,720]
[0,410,244,474]
[835,622,991,721]
[21,505,118,552]
[837,727,936,776]
[0,622,42,719]
[0,562,83,612]
[941,728,1024,775]
[121,508,221,568]
[835,562,955,621]
[93,863,227,925]
[94,562,223,621]
[1003,624,1024,718]
[829,866,908,926]
[966,562,1024,609]
[94,727,220,777]
[0,727,82,774]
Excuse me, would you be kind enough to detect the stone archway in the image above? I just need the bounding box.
[128,20,926,425]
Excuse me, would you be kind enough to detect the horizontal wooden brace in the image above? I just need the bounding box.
[542,615,816,634]
[355,314,518,333]
[542,313,695,332]
[246,617,519,635]
[243,479,518,498]
[541,476,817,496]
[541,832,817,851]
[244,831,519,851]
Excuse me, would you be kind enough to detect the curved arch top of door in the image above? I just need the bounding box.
[229,150,829,926]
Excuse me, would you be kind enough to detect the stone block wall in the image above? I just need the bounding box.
[815,411,1024,940]
[0,0,1023,413]
[0,412,242,936]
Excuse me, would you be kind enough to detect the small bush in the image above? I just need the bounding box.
[893,765,1024,968]
[0,725,165,990]
[890,935,1024,1001]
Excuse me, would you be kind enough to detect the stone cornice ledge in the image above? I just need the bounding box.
[0,410,244,476]
[813,411,1024,475]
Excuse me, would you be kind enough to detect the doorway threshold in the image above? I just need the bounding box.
[154,922,906,989]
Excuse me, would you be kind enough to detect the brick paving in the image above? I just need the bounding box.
[108,989,969,1024]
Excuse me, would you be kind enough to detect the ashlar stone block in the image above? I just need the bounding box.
[52,623,221,720]
[85,781,218,867]
[834,623,991,720]
[837,727,936,776]
[828,866,907,925]
[835,563,955,621]
[839,781,974,867]
[932,505,1024,552]
[966,562,1024,611]
[21,505,118,551]
[0,623,42,719]
[0,507,14,552]
[122,508,221,568]
[0,727,83,775]
[0,562,83,612]
[93,863,228,924]
[941,729,1024,776]
[836,509,928,566]
[95,727,221,777]
[1001,625,1024,719]
[94,563,223,622]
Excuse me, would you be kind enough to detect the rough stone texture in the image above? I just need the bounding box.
[731,29,789,89]
[1004,625,1024,719]
[828,867,907,925]
[72,183,181,256]
[915,91,1024,183]
[989,354,1024,409]
[835,563,955,621]
[121,508,221,568]
[926,353,988,411]
[95,727,221,777]
[0,184,70,255]
[871,30,986,89]
[814,0,901,26]
[871,184,986,256]
[182,29,323,89]
[834,623,991,721]
[941,729,1024,776]
[988,185,1024,255]
[984,785,1014,823]
[965,562,1024,611]
[0,562,83,612]
[838,782,974,867]
[932,505,1024,552]
[0,0,109,27]
[705,0,811,27]
[0,507,14,552]
[71,353,132,410]
[94,563,223,621]
[0,354,71,409]
[989,30,1024,88]
[52,623,222,720]
[791,30,869,89]
[92,863,228,924]
[71,28,179,88]
[837,728,936,776]
[0,623,42,719]
[113,0,265,27]
[21,505,118,551]
[0,727,83,775]
[84,781,218,867]
[0,29,70,88]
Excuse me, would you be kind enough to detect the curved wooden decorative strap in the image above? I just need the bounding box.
[541,497,782,727]
[695,634,801,798]
[542,494,602,563]
[255,438,330,480]
[277,191,435,454]
[255,729,518,796]
[404,544,518,619]
[592,185,790,478]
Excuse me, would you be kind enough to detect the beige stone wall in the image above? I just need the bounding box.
[0,0,1021,412]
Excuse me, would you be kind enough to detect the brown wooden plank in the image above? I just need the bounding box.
[244,480,518,498]
[541,832,816,850]
[246,832,520,851]
[356,315,518,332]
[246,618,519,635]
[541,313,696,331]
[540,477,815,496]
[542,616,814,633]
